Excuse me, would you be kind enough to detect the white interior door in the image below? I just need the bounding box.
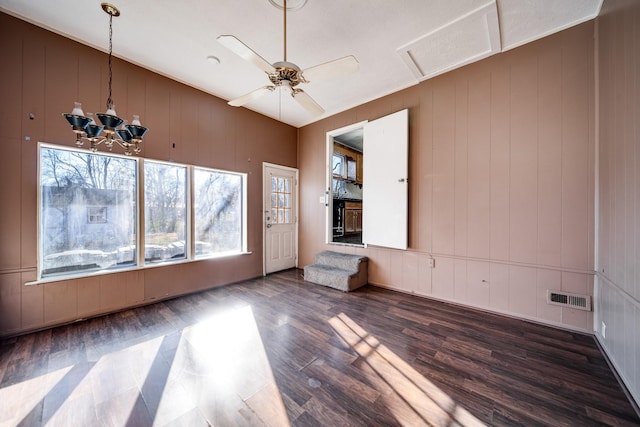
[362,109,409,250]
[264,163,298,274]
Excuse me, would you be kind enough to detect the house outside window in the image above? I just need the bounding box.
[39,146,137,277]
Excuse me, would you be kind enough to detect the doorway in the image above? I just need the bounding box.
[327,122,366,246]
[326,109,409,250]
[263,163,298,274]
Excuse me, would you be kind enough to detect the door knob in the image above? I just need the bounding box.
[266,223,272,228]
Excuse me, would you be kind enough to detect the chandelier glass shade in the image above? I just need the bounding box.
[63,3,148,156]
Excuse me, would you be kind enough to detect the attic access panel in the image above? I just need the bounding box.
[397,1,500,81]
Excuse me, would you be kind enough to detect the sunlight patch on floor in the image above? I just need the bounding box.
[182,305,291,427]
[0,365,72,425]
[2,305,290,426]
[329,312,486,427]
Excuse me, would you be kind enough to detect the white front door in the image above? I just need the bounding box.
[263,163,298,274]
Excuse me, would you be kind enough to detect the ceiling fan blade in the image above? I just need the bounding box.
[291,89,325,116]
[301,55,359,83]
[228,86,276,107]
[217,35,275,74]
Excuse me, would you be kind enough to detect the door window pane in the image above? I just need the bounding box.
[144,161,187,262]
[270,175,293,224]
[40,147,137,277]
[194,168,244,256]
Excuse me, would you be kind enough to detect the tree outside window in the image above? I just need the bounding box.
[144,161,187,262]
[40,147,137,277]
[194,168,243,256]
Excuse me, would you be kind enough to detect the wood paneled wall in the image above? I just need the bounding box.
[595,0,640,407]
[0,13,297,337]
[299,22,595,332]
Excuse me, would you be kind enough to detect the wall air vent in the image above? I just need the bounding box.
[547,290,592,311]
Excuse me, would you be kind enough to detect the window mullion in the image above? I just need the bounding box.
[187,165,194,260]
[138,158,145,267]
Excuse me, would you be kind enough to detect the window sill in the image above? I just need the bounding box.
[25,251,253,286]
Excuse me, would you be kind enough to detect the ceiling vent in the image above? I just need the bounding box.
[547,290,592,311]
[397,1,501,82]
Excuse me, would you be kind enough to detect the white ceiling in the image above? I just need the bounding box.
[0,0,602,128]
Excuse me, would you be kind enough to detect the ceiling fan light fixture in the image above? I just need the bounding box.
[101,2,120,17]
[220,0,357,117]
[268,0,307,11]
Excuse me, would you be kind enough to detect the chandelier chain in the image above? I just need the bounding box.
[107,12,113,110]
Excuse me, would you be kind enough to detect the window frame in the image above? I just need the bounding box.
[192,166,248,258]
[38,144,139,279]
[36,143,249,283]
[141,158,190,264]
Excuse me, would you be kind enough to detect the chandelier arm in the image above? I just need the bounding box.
[113,137,136,156]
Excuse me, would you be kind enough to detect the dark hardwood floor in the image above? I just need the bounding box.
[1,269,638,426]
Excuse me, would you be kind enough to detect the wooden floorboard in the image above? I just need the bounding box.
[0,268,638,426]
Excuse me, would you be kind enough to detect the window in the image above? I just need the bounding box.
[144,161,187,263]
[87,206,108,224]
[194,168,245,256]
[39,145,247,281]
[40,146,137,277]
[332,153,346,178]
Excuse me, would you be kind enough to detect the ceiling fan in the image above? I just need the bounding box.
[217,0,359,116]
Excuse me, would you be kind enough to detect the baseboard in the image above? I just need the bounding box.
[369,281,593,335]
[594,333,640,419]
[1,274,264,340]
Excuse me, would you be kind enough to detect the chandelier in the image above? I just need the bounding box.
[63,3,148,156]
